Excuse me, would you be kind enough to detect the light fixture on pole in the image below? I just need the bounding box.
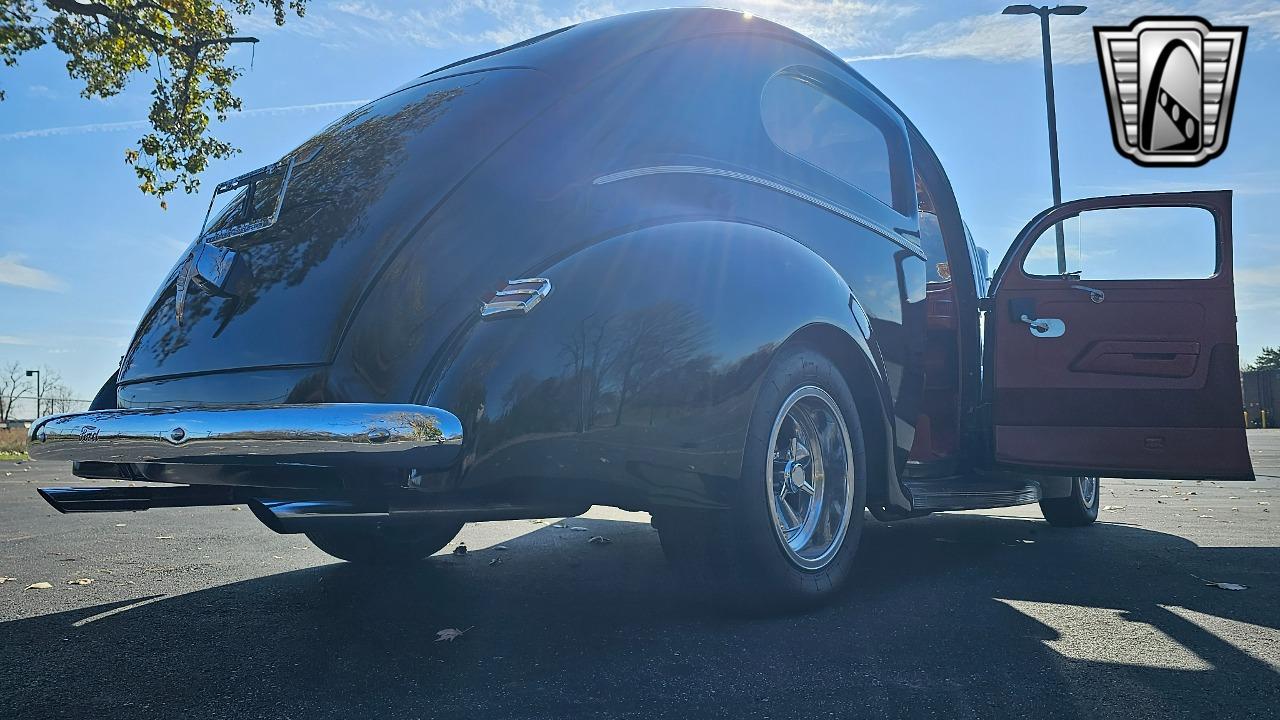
[1003,4,1087,276]
[25,369,40,419]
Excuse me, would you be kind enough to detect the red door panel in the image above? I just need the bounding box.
[987,190,1253,480]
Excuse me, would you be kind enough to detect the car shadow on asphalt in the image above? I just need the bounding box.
[4,512,1278,719]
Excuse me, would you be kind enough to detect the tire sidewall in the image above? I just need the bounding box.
[734,345,868,604]
[1075,476,1101,520]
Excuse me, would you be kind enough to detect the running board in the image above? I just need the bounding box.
[906,476,1075,509]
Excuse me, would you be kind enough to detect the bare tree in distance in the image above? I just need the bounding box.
[0,362,31,423]
[0,363,88,420]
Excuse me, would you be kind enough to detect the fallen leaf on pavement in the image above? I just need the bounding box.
[569,526,589,531]
[1103,505,1126,511]
[588,536,612,545]
[67,578,94,586]
[435,626,473,642]
[1207,582,1248,591]
[0,576,16,584]
[114,523,126,527]
[24,582,52,590]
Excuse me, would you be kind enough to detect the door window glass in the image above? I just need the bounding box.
[761,74,900,211]
[1021,206,1217,280]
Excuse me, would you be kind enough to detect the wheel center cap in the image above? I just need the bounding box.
[787,463,806,491]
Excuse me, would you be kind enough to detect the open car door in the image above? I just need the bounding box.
[986,190,1253,480]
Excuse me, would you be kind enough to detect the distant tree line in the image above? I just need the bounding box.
[1246,347,1280,372]
[0,361,83,421]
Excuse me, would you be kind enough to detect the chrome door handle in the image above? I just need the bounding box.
[1071,284,1105,304]
[1019,314,1065,338]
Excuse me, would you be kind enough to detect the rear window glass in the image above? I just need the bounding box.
[761,74,899,211]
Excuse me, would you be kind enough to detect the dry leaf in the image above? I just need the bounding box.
[24,582,52,590]
[435,626,472,642]
[67,578,94,586]
[588,535,612,545]
[1207,582,1247,591]
[1103,505,1126,511]
[452,544,467,555]
[0,576,16,584]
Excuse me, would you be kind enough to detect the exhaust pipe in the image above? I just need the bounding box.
[248,496,592,534]
[247,499,387,534]
[38,485,240,513]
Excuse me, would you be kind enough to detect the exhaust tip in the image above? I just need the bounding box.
[246,498,289,534]
[37,487,70,514]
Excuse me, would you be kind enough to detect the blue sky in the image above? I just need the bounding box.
[0,0,1277,409]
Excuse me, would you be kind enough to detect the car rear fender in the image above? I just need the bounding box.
[418,220,903,511]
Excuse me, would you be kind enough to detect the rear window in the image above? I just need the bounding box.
[761,74,901,212]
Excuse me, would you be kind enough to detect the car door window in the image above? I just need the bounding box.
[760,73,905,213]
[1021,206,1218,280]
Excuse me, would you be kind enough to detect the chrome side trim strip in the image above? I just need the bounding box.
[593,165,923,256]
[27,404,463,469]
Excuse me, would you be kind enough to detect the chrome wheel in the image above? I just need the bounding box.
[1078,476,1099,507]
[766,386,854,571]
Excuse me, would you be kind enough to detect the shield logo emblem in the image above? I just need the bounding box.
[1095,17,1246,166]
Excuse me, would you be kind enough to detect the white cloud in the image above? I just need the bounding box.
[848,0,1280,64]
[0,254,66,292]
[0,336,33,346]
[0,99,369,142]
[280,1,913,55]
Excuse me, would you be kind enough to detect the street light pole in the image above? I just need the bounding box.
[25,369,40,419]
[1003,4,1087,276]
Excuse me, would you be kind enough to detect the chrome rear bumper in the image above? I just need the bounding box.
[27,403,463,469]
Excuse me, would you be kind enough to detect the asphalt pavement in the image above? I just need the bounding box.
[2,431,1278,719]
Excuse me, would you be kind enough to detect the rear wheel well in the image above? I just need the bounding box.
[780,324,898,513]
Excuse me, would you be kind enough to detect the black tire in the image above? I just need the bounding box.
[1039,476,1100,527]
[305,521,464,565]
[657,345,867,612]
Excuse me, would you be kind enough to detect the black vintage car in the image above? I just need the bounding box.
[29,9,1253,607]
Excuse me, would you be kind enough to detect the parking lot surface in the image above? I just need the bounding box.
[2,431,1278,719]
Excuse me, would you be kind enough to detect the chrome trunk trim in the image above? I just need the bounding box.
[27,404,463,469]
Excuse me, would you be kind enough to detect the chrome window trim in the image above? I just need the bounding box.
[593,165,923,257]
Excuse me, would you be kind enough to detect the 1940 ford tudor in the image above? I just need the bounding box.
[28,9,1254,608]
